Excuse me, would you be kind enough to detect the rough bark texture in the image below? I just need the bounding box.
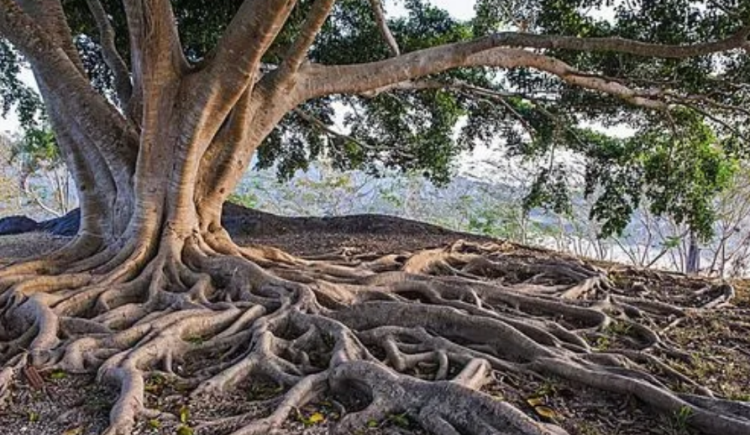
[1,1,750,434]
[2,234,750,435]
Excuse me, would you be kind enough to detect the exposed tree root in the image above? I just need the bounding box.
[1,236,748,435]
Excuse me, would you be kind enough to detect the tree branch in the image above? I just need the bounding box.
[195,82,296,219]
[22,178,63,217]
[278,0,337,80]
[294,108,414,158]
[86,0,132,108]
[368,0,400,56]
[15,0,87,75]
[304,47,669,109]
[200,0,299,111]
[300,26,750,105]
[122,0,187,92]
[0,1,138,188]
[387,78,551,140]
[1,0,88,74]
[359,77,553,102]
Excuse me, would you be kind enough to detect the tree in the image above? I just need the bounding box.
[0,133,22,215]
[0,1,749,435]
[9,123,75,217]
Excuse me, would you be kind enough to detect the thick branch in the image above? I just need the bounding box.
[279,0,337,77]
[306,47,668,109]
[489,26,750,58]
[15,0,86,75]
[360,78,549,101]
[86,0,132,108]
[301,26,750,101]
[38,81,120,237]
[199,0,299,113]
[0,1,138,178]
[368,0,400,56]
[195,80,302,228]
[471,49,667,108]
[122,0,187,95]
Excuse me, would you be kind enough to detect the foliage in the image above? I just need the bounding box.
[6,124,74,217]
[0,135,22,216]
[9,124,61,174]
[0,40,42,127]
[582,110,738,239]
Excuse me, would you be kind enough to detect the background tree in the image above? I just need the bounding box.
[0,1,749,435]
[0,133,22,216]
[8,123,75,217]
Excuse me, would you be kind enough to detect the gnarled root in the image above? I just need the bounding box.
[1,237,748,435]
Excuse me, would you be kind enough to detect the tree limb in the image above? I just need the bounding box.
[280,0,337,77]
[294,108,414,158]
[359,77,554,102]
[86,0,132,108]
[199,0,299,113]
[304,46,669,109]
[0,1,138,177]
[368,0,400,56]
[15,0,87,75]
[121,0,187,93]
[301,25,750,104]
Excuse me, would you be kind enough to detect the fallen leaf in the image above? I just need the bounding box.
[389,413,410,428]
[526,396,545,407]
[49,370,67,381]
[533,405,559,420]
[308,412,325,424]
[179,405,190,424]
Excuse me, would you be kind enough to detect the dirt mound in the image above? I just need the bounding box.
[2,210,749,435]
[0,215,39,235]
[0,209,79,237]
[222,202,461,236]
[1,202,492,257]
[1,202,471,240]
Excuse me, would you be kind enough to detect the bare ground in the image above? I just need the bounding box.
[0,208,748,435]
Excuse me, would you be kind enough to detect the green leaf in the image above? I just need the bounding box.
[148,419,161,429]
[307,412,325,424]
[389,413,410,428]
[179,405,190,424]
[533,405,559,420]
[49,369,67,380]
